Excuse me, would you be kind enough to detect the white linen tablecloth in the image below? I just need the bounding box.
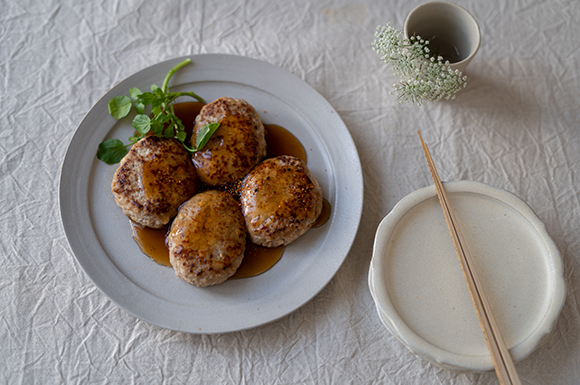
[2,0,579,383]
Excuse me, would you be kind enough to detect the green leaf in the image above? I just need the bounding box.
[152,112,170,124]
[108,95,132,119]
[97,139,127,164]
[151,99,164,111]
[195,122,220,151]
[175,130,187,143]
[151,106,162,116]
[128,135,143,144]
[134,102,145,115]
[163,125,174,138]
[132,114,151,135]
[129,87,142,100]
[151,122,164,136]
[138,92,157,105]
[151,85,164,99]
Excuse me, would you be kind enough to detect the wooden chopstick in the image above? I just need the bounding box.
[418,131,521,385]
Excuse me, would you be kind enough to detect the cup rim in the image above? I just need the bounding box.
[403,1,481,70]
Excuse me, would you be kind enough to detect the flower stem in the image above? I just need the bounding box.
[162,59,191,93]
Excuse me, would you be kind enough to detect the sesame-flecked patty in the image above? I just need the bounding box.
[111,136,198,229]
[167,190,247,287]
[192,97,266,186]
[240,155,323,247]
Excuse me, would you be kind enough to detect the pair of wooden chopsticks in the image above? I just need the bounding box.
[418,131,522,385]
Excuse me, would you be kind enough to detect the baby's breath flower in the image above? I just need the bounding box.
[372,23,466,105]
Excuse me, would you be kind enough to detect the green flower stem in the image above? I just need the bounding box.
[167,91,204,104]
[162,59,191,93]
[160,59,204,135]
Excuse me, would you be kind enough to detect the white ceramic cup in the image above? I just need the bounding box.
[404,1,480,73]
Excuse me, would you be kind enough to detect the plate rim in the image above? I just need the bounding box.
[59,54,364,334]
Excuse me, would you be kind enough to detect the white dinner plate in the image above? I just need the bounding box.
[59,54,363,334]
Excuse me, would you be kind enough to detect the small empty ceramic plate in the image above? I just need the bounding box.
[368,181,565,372]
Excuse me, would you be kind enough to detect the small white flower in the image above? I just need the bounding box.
[372,23,466,105]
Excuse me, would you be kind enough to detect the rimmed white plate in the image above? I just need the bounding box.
[369,181,565,372]
[59,54,363,334]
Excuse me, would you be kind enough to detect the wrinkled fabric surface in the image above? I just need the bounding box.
[2,0,580,383]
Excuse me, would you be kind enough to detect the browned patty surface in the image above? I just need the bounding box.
[192,97,266,186]
[111,136,198,228]
[167,190,247,287]
[240,155,323,247]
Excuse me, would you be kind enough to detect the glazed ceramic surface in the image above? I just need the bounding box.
[404,1,481,73]
[369,181,565,372]
[60,54,363,334]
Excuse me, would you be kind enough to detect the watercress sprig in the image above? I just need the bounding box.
[97,59,219,164]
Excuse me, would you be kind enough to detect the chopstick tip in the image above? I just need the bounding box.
[418,130,425,146]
